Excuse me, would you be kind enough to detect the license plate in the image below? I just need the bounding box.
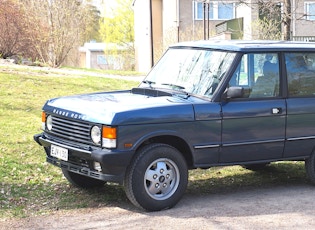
[50,145,68,161]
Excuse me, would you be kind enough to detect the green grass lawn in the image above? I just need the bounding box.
[0,66,308,218]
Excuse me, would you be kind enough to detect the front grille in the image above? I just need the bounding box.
[49,116,94,145]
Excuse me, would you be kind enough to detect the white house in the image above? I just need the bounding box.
[79,42,132,70]
[133,0,315,73]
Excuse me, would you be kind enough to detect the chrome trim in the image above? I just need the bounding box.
[287,136,315,141]
[39,137,92,154]
[194,144,220,149]
[223,139,285,147]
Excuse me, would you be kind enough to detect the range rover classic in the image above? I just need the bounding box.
[34,40,315,211]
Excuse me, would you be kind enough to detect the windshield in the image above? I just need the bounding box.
[140,47,237,98]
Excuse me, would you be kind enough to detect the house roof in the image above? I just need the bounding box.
[170,40,315,52]
[79,42,131,52]
[79,43,107,52]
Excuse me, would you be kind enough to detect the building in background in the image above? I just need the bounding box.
[79,42,133,70]
[133,0,315,73]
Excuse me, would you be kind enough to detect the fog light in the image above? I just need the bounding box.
[94,161,102,172]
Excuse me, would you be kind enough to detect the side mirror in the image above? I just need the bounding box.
[222,86,244,100]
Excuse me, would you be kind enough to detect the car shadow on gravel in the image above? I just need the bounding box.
[56,161,311,212]
[150,162,315,220]
[85,161,311,213]
[2,162,315,230]
[1,162,311,218]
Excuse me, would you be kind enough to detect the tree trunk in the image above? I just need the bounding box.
[283,0,291,40]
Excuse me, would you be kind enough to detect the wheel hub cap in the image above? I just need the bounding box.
[144,158,180,200]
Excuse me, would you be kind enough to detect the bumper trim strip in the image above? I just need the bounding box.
[38,136,92,154]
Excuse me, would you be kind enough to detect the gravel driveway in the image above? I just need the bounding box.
[1,184,314,230]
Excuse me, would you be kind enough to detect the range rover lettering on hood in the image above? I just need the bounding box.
[52,109,87,120]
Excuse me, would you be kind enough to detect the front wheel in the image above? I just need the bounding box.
[62,169,105,188]
[124,143,188,211]
[305,152,315,184]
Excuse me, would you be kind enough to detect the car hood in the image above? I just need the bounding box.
[43,90,195,125]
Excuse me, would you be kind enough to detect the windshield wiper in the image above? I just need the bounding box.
[161,83,185,90]
[160,83,191,99]
[142,80,156,88]
[142,81,190,99]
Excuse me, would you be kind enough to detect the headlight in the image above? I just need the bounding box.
[46,115,53,131]
[91,126,101,145]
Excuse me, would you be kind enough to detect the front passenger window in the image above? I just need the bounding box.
[228,53,280,99]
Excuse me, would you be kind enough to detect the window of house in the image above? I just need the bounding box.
[305,2,315,20]
[97,55,107,65]
[193,1,235,20]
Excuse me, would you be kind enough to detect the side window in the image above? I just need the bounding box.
[285,53,315,97]
[228,53,280,98]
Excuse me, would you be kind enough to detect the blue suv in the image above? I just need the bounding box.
[34,40,315,211]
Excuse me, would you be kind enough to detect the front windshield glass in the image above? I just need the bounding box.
[141,47,237,98]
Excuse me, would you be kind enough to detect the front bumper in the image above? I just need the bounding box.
[34,133,135,184]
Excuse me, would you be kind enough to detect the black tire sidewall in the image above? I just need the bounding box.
[305,152,315,184]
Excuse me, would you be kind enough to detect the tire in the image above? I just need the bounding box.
[124,143,188,211]
[243,163,269,171]
[305,152,315,184]
[62,168,105,188]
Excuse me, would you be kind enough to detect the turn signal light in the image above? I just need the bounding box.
[41,112,46,130]
[102,126,117,139]
[102,126,117,148]
[42,111,46,122]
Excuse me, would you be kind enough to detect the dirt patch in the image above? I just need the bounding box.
[1,184,314,230]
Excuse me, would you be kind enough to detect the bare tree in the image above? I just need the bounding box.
[282,0,292,40]
[249,0,292,40]
[80,3,101,43]
[256,0,283,40]
[256,0,293,40]
[21,0,100,67]
[0,0,36,60]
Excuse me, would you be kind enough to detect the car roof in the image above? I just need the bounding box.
[170,40,315,52]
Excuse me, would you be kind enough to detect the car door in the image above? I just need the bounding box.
[284,52,315,158]
[219,53,286,163]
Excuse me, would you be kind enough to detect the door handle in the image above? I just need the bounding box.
[272,108,282,114]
